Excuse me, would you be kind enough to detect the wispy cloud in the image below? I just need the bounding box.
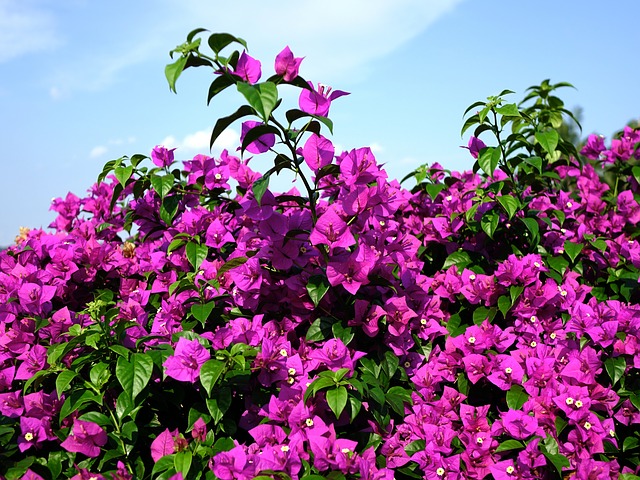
[160,127,240,158]
[89,145,108,158]
[173,0,466,82]
[89,137,136,159]
[0,1,63,63]
[45,0,465,97]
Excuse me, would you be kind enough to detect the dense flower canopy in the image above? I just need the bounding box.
[1,30,639,480]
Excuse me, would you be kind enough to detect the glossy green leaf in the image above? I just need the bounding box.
[306,275,330,307]
[495,439,524,452]
[481,210,499,239]
[306,317,333,343]
[210,105,255,149]
[116,353,153,402]
[495,103,520,117]
[478,147,501,177]
[208,74,236,104]
[506,384,529,410]
[174,450,192,478]
[535,130,559,155]
[563,240,583,263]
[186,241,208,271]
[165,55,188,93]
[150,174,174,199]
[55,369,77,399]
[252,174,270,205]
[160,195,180,225]
[200,359,226,395]
[216,256,248,278]
[237,81,278,122]
[498,295,512,317]
[208,32,246,53]
[326,386,348,418]
[425,183,446,201]
[114,164,133,187]
[605,356,626,386]
[497,195,520,220]
[191,301,215,324]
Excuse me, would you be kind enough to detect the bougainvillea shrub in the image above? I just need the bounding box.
[1,30,640,479]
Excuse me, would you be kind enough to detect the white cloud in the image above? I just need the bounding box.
[171,0,466,82]
[369,142,384,154]
[160,127,240,157]
[44,0,465,96]
[0,1,63,63]
[89,145,108,158]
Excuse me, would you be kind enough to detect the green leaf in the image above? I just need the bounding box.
[495,103,520,117]
[478,147,501,177]
[174,450,192,478]
[186,241,208,271]
[160,195,180,225]
[116,353,153,402]
[481,210,499,239]
[473,306,497,325]
[252,174,270,205]
[215,256,248,279]
[563,240,584,263]
[495,439,524,452]
[237,81,279,122]
[306,275,330,307]
[520,217,539,245]
[506,384,529,410]
[165,55,188,93]
[535,130,559,155]
[200,359,226,395]
[89,362,111,388]
[604,356,626,386]
[306,317,332,343]
[150,174,174,199]
[208,75,236,104]
[55,369,77,398]
[208,32,246,53]
[623,436,639,452]
[523,156,542,174]
[114,164,133,187]
[425,183,446,201]
[191,301,215,324]
[210,105,255,149]
[443,250,472,270]
[543,451,570,476]
[332,322,354,345]
[206,387,232,424]
[326,386,348,418]
[498,295,512,317]
[497,195,520,220]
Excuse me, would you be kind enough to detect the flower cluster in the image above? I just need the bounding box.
[1,32,639,480]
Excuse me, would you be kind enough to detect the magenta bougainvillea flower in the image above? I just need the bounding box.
[150,428,189,462]
[274,46,303,82]
[163,337,211,382]
[240,120,276,154]
[466,135,486,158]
[302,133,334,172]
[232,51,261,84]
[299,82,349,117]
[151,145,176,167]
[60,419,107,457]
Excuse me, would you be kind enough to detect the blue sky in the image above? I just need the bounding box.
[1,0,639,246]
